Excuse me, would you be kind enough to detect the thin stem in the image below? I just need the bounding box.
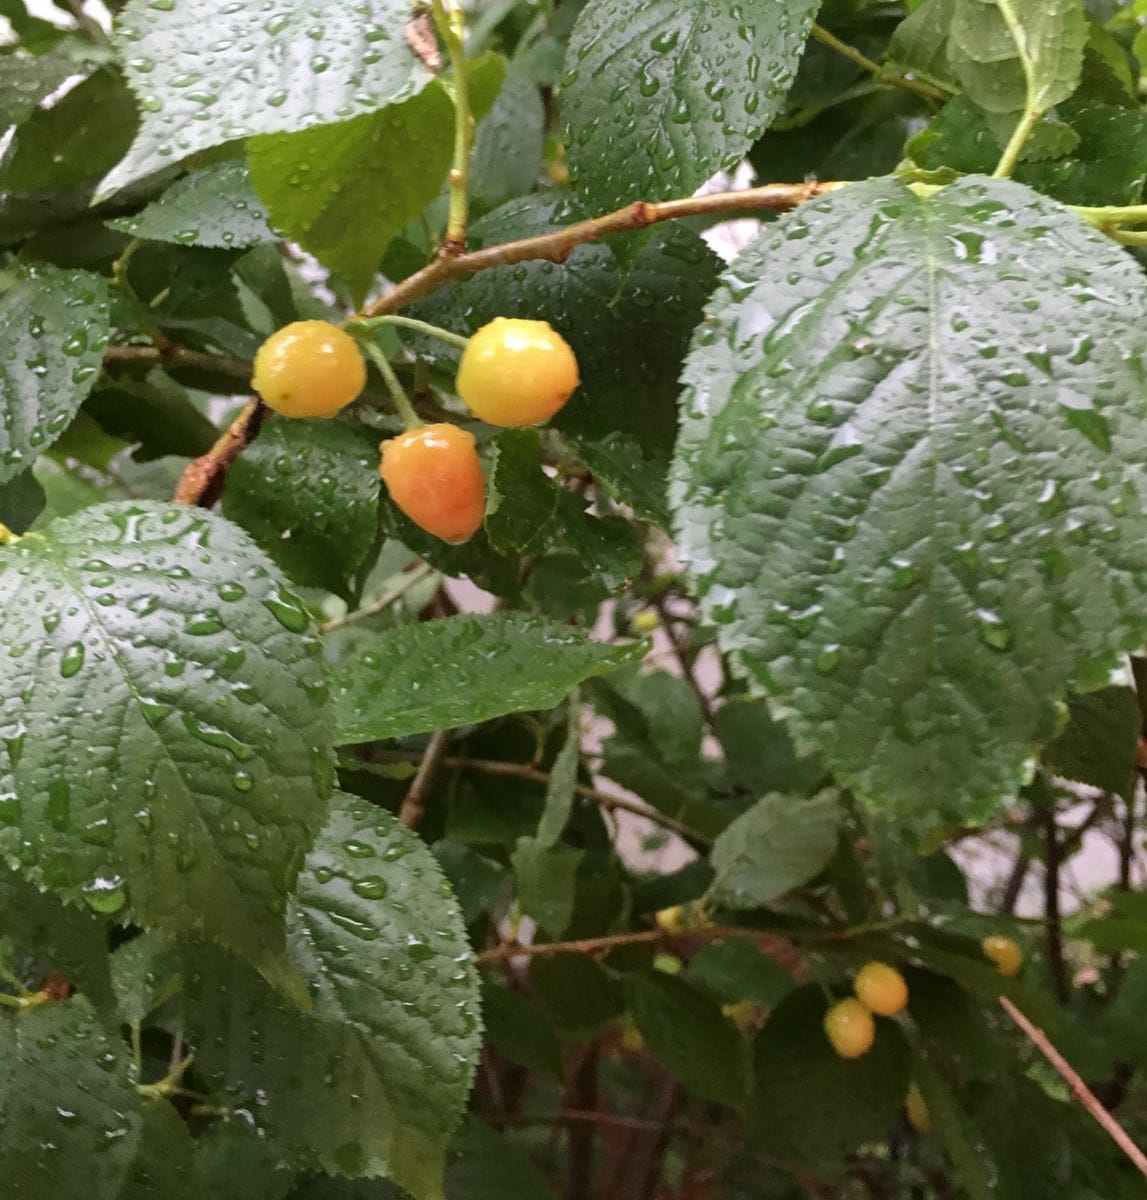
[1108,227,1147,246]
[652,596,717,733]
[399,729,453,829]
[810,23,949,103]
[1074,203,1147,227]
[319,563,436,634]
[104,343,252,380]
[371,750,711,844]
[993,108,1042,179]
[359,337,423,429]
[1000,995,1147,1177]
[0,992,26,1009]
[172,398,265,507]
[351,314,470,351]
[1040,808,1069,1005]
[130,1022,143,1077]
[431,0,472,254]
[358,180,847,319]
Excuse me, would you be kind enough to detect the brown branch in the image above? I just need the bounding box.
[653,596,718,733]
[172,399,265,507]
[104,343,252,380]
[399,729,453,829]
[359,181,848,319]
[373,750,711,844]
[999,995,1147,1177]
[1040,808,1069,1005]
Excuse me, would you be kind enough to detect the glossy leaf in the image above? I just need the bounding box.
[185,792,482,1200]
[0,263,110,487]
[672,177,1147,828]
[0,996,142,1199]
[109,159,277,249]
[0,502,334,990]
[0,46,88,129]
[222,417,380,601]
[562,0,820,210]
[471,70,545,211]
[102,0,434,196]
[708,791,840,909]
[333,613,644,745]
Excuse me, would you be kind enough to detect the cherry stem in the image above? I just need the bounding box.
[350,314,470,351]
[358,336,423,430]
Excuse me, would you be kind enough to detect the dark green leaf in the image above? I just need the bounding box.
[531,953,623,1035]
[0,46,89,129]
[562,0,819,211]
[111,932,182,1024]
[0,469,45,534]
[102,0,434,196]
[86,371,218,461]
[0,996,142,1199]
[485,428,559,555]
[442,1119,560,1200]
[686,939,793,1006]
[627,970,753,1111]
[333,613,644,745]
[431,841,507,925]
[186,792,482,1200]
[0,263,110,486]
[121,1101,198,1200]
[1076,889,1147,952]
[194,1118,297,1200]
[905,967,1000,1078]
[673,177,1147,828]
[912,1054,997,1200]
[471,70,545,211]
[714,698,827,796]
[708,791,840,909]
[222,417,380,601]
[1044,686,1139,798]
[481,980,564,1078]
[887,0,958,90]
[0,502,334,993]
[753,984,911,1161]
[109,159,277,249]
[0,70,138,190]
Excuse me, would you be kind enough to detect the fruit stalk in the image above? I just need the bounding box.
[431,0,472,256]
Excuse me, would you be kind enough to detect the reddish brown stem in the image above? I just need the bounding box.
[172,399,265,507]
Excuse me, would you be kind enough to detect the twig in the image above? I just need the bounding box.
[999,995,1147,1176]
[104,343,252,380]
[372,750,710,844]
[399,729,453,828]
[318,563,436,633]
[172,399,265,507]
[652,596,718,733]
[1040,808,1069,1005]
[810,23,949,103]
[430,0,472,255]
[359,181,847,318]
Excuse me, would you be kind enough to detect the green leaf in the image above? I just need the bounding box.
[87,371,218,462]
[912,1054,997,1200]
[0,69,138,190]
[333,613,644,745]
[511,838,581,937]
[408,195,720,510]
[535,720,580,849]
[186,792,482,1200]
[471,70,545,211]
[1044,686,1139,798]
[443,1119,560,1200]
[121,1101,199,1200]
[195,1118,298,1200]
[685,938,793,1006]
[101,0,434,197]
[0,868,115,1010]
[1076,889,1147,952]
[561,0,820,211]
[480,980,564,1078]
[0,502,334,991]
[109,159,277,249]
[111,931,183,1025]
[672,177,1147,829]
[222,417,380,601]
[627,970,753,1111]
[887,0,958,90]
[0,996,142,1199]
[949,0,1087,129]
[708,791,840,910]
[0,469,45,534]
[531,953,623,1035]
[248,87,453,304]
[0,263,110,486]
[0,46,89,129]
[905,967,1000,1079]
[714,698,827,797]
[753,984,912,1161]
[485,428,559,555]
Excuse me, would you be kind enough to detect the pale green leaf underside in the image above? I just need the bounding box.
[109,159,277,249]
[562,0,820,210]
[949,0,1087,116]
[186,791,482,1200]
[100,0,433,196]
[672,176,1147,827]
[709,790,841,909]
[0,264,110,487]
[333,613,645,745]
[0,502,334,985]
